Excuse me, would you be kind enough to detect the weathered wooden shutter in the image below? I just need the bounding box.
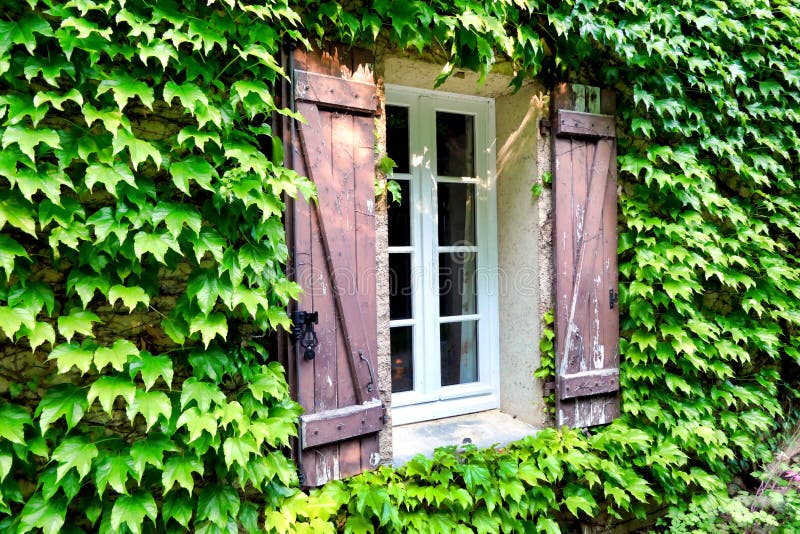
[552,83,620,428]
[286,45,384,486]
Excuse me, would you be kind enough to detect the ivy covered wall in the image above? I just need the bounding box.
[0,0,799,532]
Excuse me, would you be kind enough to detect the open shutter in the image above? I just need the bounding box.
[552,83,620,428]
[287,45,383,486]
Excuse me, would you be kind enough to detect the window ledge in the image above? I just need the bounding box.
[391,409,541,467]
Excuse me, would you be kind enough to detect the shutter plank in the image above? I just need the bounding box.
[295,70,378,113]
[301,401,384,448]
[598,89,621,423]
[555,110,616,138]
[332,104,361,479]
[353,78,381,474]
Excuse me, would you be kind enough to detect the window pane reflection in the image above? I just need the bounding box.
[388,179,411,246]
[438,182,475,246]
[440,321,478,386]
[438,252,476,317]
[391,326,413,392]
[436,112,475,177]
[387,105,410,174]
[389,253,412,320]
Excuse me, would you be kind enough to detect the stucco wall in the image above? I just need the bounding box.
[495,88,550,427]
[376,56,553,437]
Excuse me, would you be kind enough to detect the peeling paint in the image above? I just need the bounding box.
[575,204,585,242]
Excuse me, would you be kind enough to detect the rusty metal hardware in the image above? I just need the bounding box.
[609,289,619,310]
[292,311,319,360]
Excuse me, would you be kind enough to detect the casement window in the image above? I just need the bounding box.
[385,86,500,426]
[284,42,621,485]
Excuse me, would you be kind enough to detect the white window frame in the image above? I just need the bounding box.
[386,85,500,426]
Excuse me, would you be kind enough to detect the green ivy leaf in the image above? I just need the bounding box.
[0,306,35,339]
[180,378,226,412]
[84,163,137,197]
[111,491,158,534]
[112,130,162,170]
[170,156,217,195]
[188,229,226,264]
[176,407,218,442]
[97,74,154,110]
[94,339,139,372]
[138,39,177,70]
[160,202,202,238]
[0,94,47,127]
[130,433,176,482]
[197,484,240,528]
[1,125,60,163]
[248,364,289,403]
[164,81,209,111]
[0,451,12,482]
[18,494,66,534]
[35,383,87,434]
[0,403,32,445]
[0,190,37,236]
[176,126,221,152]
[86,207,129,245]
[536,517,561,534]
[8,282,55,316]
[87,376,137,414]
[57,309,100,343]
[189,313,228,348]
[126,389,173,432]
[94,455,134,496]
[133,230,180,264]
[48,342,94,375]
[52,436,98,483]
[187,270,220,316]
[108,284,150,312]
[563,484,597,517]
[163,490,195,529]
[162,455,204,495]
[0,234,29,279]
[0,14,54,54]
[222,435,257,469]
[81,103,131,135]
[128,352,173,390]
[188,348,230,381]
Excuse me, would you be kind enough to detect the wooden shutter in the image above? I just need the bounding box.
[286,45,384,486]
[552,83,620,428]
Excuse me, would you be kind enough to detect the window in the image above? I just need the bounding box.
[386,86,499,425]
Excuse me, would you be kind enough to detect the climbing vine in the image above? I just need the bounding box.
[1,0,799,532]
[0,0,311,531]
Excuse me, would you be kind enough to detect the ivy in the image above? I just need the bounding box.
[0,0,308,530]
[1,0,800,531]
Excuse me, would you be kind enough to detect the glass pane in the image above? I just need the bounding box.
[440,321,478,386]
[389,253,413,320]
[386,105,410,174]
[438,182,475,246]
[438,252,476,317]
[387,180,411,246]
[436,112,475,177]
[391,326,413,392]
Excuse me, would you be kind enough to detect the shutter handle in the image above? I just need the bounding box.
[609,289,619,310]
[359,350,375,393]
[292,311,319,360]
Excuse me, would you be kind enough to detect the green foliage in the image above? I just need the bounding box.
[535,309,556,416]
[0,0,307,530]
[1,0,800,531]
